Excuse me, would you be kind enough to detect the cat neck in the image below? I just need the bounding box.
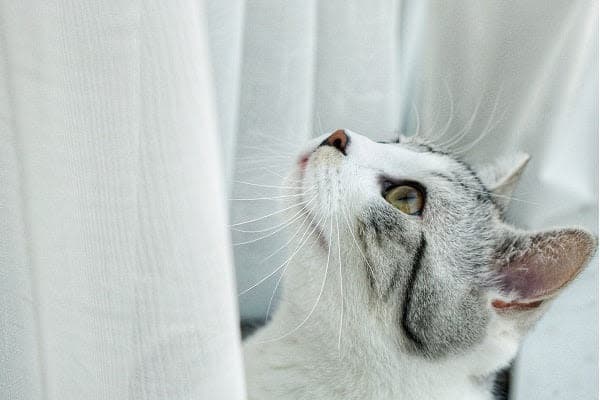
[244,310,494,400]
[243,259,497,400]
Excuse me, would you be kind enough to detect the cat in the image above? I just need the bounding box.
[242,129,597,400]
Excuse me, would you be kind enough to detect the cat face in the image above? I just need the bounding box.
[282,129,596,369]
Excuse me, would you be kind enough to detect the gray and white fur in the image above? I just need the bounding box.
[243,130,596,400]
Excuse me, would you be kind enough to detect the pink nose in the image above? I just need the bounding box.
[320,129,349,154]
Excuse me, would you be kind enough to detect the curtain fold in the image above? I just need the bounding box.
[1,1,245,399]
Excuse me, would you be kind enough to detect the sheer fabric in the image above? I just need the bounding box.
[1,1,244,399]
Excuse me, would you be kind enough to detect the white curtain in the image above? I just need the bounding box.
[1,1,596,400]
[1,1,244,399]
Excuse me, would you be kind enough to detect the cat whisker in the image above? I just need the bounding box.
[456,104,508,156]
[454,85,505,155]
[234,153,293,161]
[232,180,309,190]
[239,210,326,296]
[439,92,484,150]
[264,266,286,324]
[235,168,295,180]
[234,162,297,174]
[341,204,376,281]
[335,213,344,352]
[421,86,445,141]
[259,207,315,263]
[232,198,317,246]
[234,168,293,179]
[431,79,455,144]
[231,196,317,233]
[422,112,441,142]
[260,167,302,181]
[234,157,293,165]
[258,213,334,343]
[229,198,312,227]
[463,186,541,206]
[264,211,317,322]
[229,192,313,202]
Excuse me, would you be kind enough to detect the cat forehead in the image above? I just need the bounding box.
[364,140,464,178]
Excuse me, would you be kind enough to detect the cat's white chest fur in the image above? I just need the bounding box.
[243,305,513,400]
[244,332,495,400]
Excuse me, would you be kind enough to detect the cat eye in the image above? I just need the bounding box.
[384,184,425,215]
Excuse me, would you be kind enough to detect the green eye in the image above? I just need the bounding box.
[384,185,425,215]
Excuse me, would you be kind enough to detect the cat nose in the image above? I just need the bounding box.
[320,129,349,155]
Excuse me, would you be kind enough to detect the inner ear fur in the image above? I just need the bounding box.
[492,228,597,306]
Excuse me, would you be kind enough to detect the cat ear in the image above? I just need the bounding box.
[491,228,597,311]
[477,153,530,211]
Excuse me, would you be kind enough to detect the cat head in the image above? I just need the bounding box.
[280,129,596,374]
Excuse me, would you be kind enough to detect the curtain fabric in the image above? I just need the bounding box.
[1,1,245,399]
[0,1,597,400]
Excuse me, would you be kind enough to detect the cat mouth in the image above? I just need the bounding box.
[297,152,312,179]
[295,149,332,250]
[299,154,310,169]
